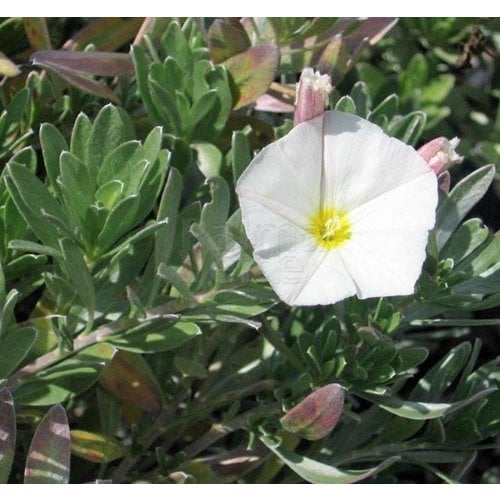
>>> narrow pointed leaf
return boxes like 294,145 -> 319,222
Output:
109,320 -> 201,354
13,343 -> 117,406
62,18 -> 143,51
260,435 -> 399,484
70,430 -> 128,463
435,165 -> 495,250
0,327 -> 38,378
32,50 -> 134,77
360,387 -> 497,420
24,405 -> 70,484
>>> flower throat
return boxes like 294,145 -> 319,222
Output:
309,207 -> 352,250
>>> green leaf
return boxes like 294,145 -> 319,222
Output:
420,74 -> 455,104
335,95 -> 356,114
260,435 -> 399,484
188,90 -> 218,133
441,218 -> 490,265
100,350 -> 163,413
193,142 -> 222,178
224,44 -> 280,109
97,140 -> 143,186
0,327 -> 38,378
59,239 -> 95,326
131,44 -> 162,125
39,122 -> 68,194
94,180 -> 124,211
6,160 -> 70,249
70,112 -> 92,163
231,130 -> 252,183
8,239 -> 63,259
95,194 -> 140,254
143,168 -> 182,301
360,387 -> 497,420
59,151 -> 94,222
0,87 -> 28,140
70,430 -> 128,463
0,289 -> 19,338
388,111 -> 427,145
411,342 -> 471,401
157,263 -> 194,301
14,343 -> 117,406
397,347 -> 429,373
161,21 -> 192,76
455,231 -> 499,277
109,320 -> 201,354
106,219 -> 168,265
369,94 -> 399,122
0,388 -> 16,484
24,405 -> 70,484
435,165 -> 495,250
148,78 -> 183,135
86,104 -> 135,181
96,387 -> 122,437
350,81 -> 370,118
173,355 -> 208,379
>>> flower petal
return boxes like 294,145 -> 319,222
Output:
322,111 -> 432,210
236,116 -> 324,228
239,197 -> 318,304
338,173 -> 438,298
292,250 -> 357,305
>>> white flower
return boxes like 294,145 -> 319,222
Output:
236,111 -> 438,306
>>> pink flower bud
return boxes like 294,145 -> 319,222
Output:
294,67 -> 332,127
280,383 -> 344,441
418,137 -> 464,175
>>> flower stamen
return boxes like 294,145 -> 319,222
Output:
310,207 -> 351,250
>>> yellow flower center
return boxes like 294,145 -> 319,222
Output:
309,207 -> 352,250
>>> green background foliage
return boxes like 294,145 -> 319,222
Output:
0,17 -> 498,484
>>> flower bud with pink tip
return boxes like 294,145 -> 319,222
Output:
280,383 -> 344,440
418,137 -> 464,175
294,68 -> 332,127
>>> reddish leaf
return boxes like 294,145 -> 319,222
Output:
23,18 -> 51,51
63,18 -> 143,51
255,94 -> 294,113
31,50 -> 134,77
0,388 -> 16,483
99,350 -> 163,413
224,44 -> 280,110
208,18 -> 251,64
70,430 -> 128,463
133,18 -> 172,46
37,61 -> 120,103
343,17 -> 398,50
24,405 -> 70,484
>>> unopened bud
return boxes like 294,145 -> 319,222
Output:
280,383 -> 344,441
294,67 -> 332,127
418,137 -> 464,176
